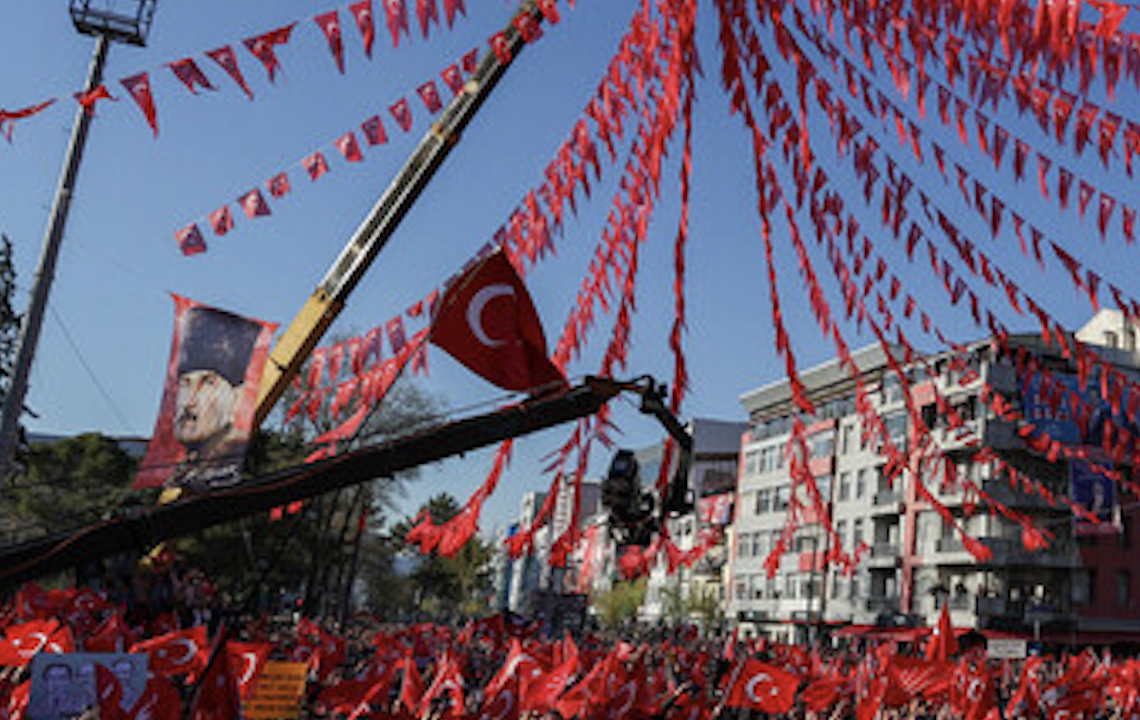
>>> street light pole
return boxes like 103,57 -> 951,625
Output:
0,32 -> 111,484
0,0 -> 156,487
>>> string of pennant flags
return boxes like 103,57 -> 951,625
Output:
709,0 -> 1140,581
0,0 -> 480,142
173,49 -> 482,256
174,0 -> 570,255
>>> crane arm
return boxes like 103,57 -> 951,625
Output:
254,0 -> 548,428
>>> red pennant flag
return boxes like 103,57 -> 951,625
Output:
361,115 -> 388,146
315,11 -> 346,74
387,316 -> 408,354
206,46 -> 254,99
926,603 -> 960,660
489,31 -> 512,64
430,248 -> 566,392
725,658 -> 799,714
416,0 -> 440,38
176,224 -> 207,256
443,0 -> 466,26
208,206 -> 234,236
242,25 -> 295,83
336,132 -> 364,162
400,655 -> 426,712
304,151 -> 330,180
120,72 -> 158,136
440,64 -> 464,95
350,1 -> 376,58
239,189 -> 271,218
462,48 -> 479,75
266,172 -> 291,199
418,81 -> 443,113
383,0 -> 410,47
75,84 -> 115,115
390,98 -> 413,131
167,58 -> 215,94
537,0 -> 560,23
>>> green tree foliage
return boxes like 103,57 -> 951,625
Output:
374,493 -> 494,621
4,433 -> 146,541
176,373 -> 446,620
592,578 -> 646,628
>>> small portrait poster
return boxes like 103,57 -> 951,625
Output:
27,653 -> 148,720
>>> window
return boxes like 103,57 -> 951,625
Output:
853,519 -> 865,547
882,374 -> 904,404
841,424 -> 854,455
884,411 -> 908,448
856,468 -> 868,499
1126,327 -> 1137,351
785,573 -> 798,599
738,533 -> 751,558
811,430 -> 836,458
836,520 -> 847,548
1119,515 -> 1132,550
754,533 -> 766,558
774,486 -> 790,511
735,578 -> 748,600
1105,330 -> 1120,349
849,576 -> 860,600
744,450 -> 761,476
838,472 -> 851,501
755,489 -> 769,516
1117,570 -> 1131,608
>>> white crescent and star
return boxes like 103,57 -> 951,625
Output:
167,638 -> 197,666
467,284 -> 516,348
239,652 -> 258,686
745,673 -> 777,703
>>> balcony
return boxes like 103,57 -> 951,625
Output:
874,489 -> 901,506
975,537 -> 1080,569
867,542 -> 900,567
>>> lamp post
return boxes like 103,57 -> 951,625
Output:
0,0 -> 157,485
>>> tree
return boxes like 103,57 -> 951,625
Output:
375,492 -> 494,620
174,375 -> 446,620
5,433 -> 145,539
592,578 -> 646,628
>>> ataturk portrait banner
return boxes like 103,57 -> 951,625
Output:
135,295 -> 277,491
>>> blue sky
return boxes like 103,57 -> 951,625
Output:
0,0 -> 1137,533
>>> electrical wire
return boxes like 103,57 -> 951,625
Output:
48,304 -> 133,432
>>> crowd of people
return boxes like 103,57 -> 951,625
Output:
0,568 -> 1136,720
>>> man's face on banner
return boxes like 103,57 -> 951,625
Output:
174,368 -> 238,447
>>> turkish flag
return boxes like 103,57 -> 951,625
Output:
226,641 -> 272,699
130,626 -> 209,679
725,658 -> 799,714
430,249 -> 565,393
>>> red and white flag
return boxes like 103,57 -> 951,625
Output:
315,11 -> 346,73
725,658 -> 799,715
226,641 -> 273,699
430,249 -> 565,393
350,1 -> 376,58
120,72 -> 158,136
130,626 -> 209,679
238,188 -> 271,218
